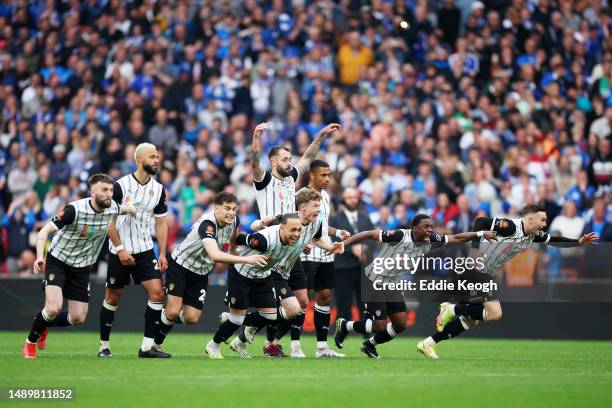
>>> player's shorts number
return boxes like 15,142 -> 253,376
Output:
198,289 -> 206,303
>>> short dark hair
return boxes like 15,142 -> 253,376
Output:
214,192 -> 238,206
296,188 -> 322,208
281,213 -> 300,224
88,173 -> 113,188
522,203 -> 546,216
268,146 -> 291,161
309,160 -> 330,173
411,214 -> 432,227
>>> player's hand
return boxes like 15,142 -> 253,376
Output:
330,242 -> 344,255
262,215 -> 275,226
338,229 -> 351,240
247,255 -> 269,267
33,258 -> 45,275
483,231 -> 497,242
302,243 -> 313,255
319,123 -> 342,137
121,204 -> 138,216
118,249 -> 136,266
157,255 -> 168,272
579,232 -> 599,245
253,123 -> 268,140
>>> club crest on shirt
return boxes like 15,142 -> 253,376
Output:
149,190 -> 154,197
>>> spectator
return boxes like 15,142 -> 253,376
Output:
566,170 -> 596,214
432,193 -> 460,227
550,201 -> 585,239
337,31 -> 374,87
8,156 -> 36,201
582,196 -> 612,243
148,108 -> 178,158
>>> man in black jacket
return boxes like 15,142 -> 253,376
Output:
331,187 -> 374,321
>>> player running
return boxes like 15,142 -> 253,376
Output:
205,214 -> 304,359
229,188 -> 344,358
417,203 -> 598,359
151,192 -> 268,353
23,174 -> 135,358
334,214 -> 497,358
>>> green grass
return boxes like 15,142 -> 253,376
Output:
1,332 -> 611,407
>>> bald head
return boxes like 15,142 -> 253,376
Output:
343,187 -> 360,211
134,143 -> 159,175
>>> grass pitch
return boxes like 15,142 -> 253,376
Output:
1,331 -> 611,407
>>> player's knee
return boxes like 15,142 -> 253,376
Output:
44,305 -> 61,319
372,320 -> 387,332
148,289 -> 165,303
165,310 -> 179,322
104,291 -> 122,305
286,304 -> 300,319
70,313 -> 87,325
488,309 -> 502,321
297,296 -> 308,309
183,314 -> 199,325
316,290 -> 332,305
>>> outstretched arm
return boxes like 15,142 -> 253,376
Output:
203,239 -> 268,267
295,123 -> 341,176
342,230 -> 381,246
329,226 -> 351,240
543,232 -> 599,247
448,230 -> 497,244
251,123 -> 268,182
312,238 -> 344,254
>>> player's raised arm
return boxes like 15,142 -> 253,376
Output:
295,123 -> 341,177
250,122 -> 268,182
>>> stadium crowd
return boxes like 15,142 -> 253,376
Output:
0,0 -> 610,278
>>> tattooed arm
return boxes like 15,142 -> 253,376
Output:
251,123 -> 268,182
